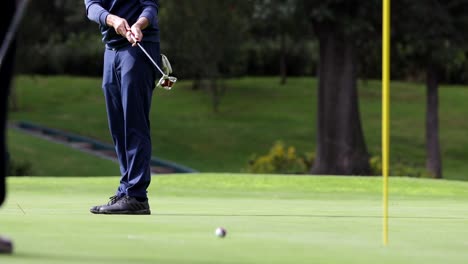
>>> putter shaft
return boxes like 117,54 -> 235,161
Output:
130,35 -> 165,76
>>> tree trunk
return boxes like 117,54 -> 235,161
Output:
279,32 -> 287,85
209,78 -> 226,113
8,86 -> 19,111
311,26 -> 370,175
192,73 -> 201,90
426,65 -> 442,178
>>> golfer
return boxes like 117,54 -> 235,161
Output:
84,0 -> 161,215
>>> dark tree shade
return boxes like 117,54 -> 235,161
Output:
393,0 -> 468,178
298,0 -> 380,175
160,0 -> 253,112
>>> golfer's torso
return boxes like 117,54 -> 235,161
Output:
101,0 -> 142,25
100,0 -> 160,49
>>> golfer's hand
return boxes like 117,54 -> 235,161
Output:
127,18 -> 149,46
107,14 -> 131,37
127,25 -> 144,46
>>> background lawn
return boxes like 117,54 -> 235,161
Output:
8,76 -> 468,180
0,174 -> 467,264
7,129 -> 120,176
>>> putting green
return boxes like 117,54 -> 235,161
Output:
1,174 -> 467,264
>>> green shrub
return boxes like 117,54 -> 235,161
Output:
246,141 -> 311,174
7,159 -> 34,176
369,156 -> 432,178
249,141 -> 431,177
16,33 -> 103,76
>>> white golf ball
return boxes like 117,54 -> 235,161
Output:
215,227 -> 227,238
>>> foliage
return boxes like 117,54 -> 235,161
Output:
369,156 -> 433,178
16,0 -> 100,75
7,158 -> 33,176
18,33 -> 103,75
248,141 -> 434,177
393,0 -> 468,82
244,37 -> 318,77
159,0 -> 253,112
246,141 -> 311,174
10,0 -> 468,83
250,0 -> 312,82
160,0 -> 252,79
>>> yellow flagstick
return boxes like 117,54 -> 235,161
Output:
382,0 -> 391,246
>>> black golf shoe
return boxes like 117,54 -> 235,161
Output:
90,195 -> 123,214
95,195 -> 151,215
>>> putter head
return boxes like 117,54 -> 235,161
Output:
157,75 -> 177,90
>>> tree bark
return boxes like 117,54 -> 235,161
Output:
311,25 -> 370,175
8,86 -> 18,111
426,65 -> 442,178
279,32 -> 287,85
209,78 -> 226,113
192,73 -> 201,91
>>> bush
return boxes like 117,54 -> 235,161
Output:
16,33 -> 104,76
369,156 -> 432,178
7,159 -> 34,176
248,141 -> 431,177
244,39 -> 318,77
246,141 -> 312,174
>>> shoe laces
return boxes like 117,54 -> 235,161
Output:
107,195 -> 120,205
121,195 -> 132,203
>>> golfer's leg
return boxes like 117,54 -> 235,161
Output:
120,42 -> 159,199
102,49 -> 128,197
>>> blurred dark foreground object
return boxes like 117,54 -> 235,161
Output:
0,236 -> 13,254
1,0 -> 30,255
0,0 -> 18,209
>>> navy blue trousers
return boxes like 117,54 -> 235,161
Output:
102,42 -> 160,199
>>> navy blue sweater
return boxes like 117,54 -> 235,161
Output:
84,0 -> 159,49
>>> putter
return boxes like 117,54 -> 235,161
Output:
130,34 -> 177,90
0,0 -> 30,70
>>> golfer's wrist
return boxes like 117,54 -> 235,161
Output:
134,17 -> 149,30
106,14 -> 118,27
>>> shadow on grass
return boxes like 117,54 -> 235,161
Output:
5,252 -> 145,263
154,213 -> 468,220
5,251 -> 222,264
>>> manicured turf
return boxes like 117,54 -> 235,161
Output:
7,129 -> 120,176
1,174 -> 467,264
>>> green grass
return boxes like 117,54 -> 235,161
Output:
0,174 -> 467,264
7,129 -> 120,176
8,75 -> 468,180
